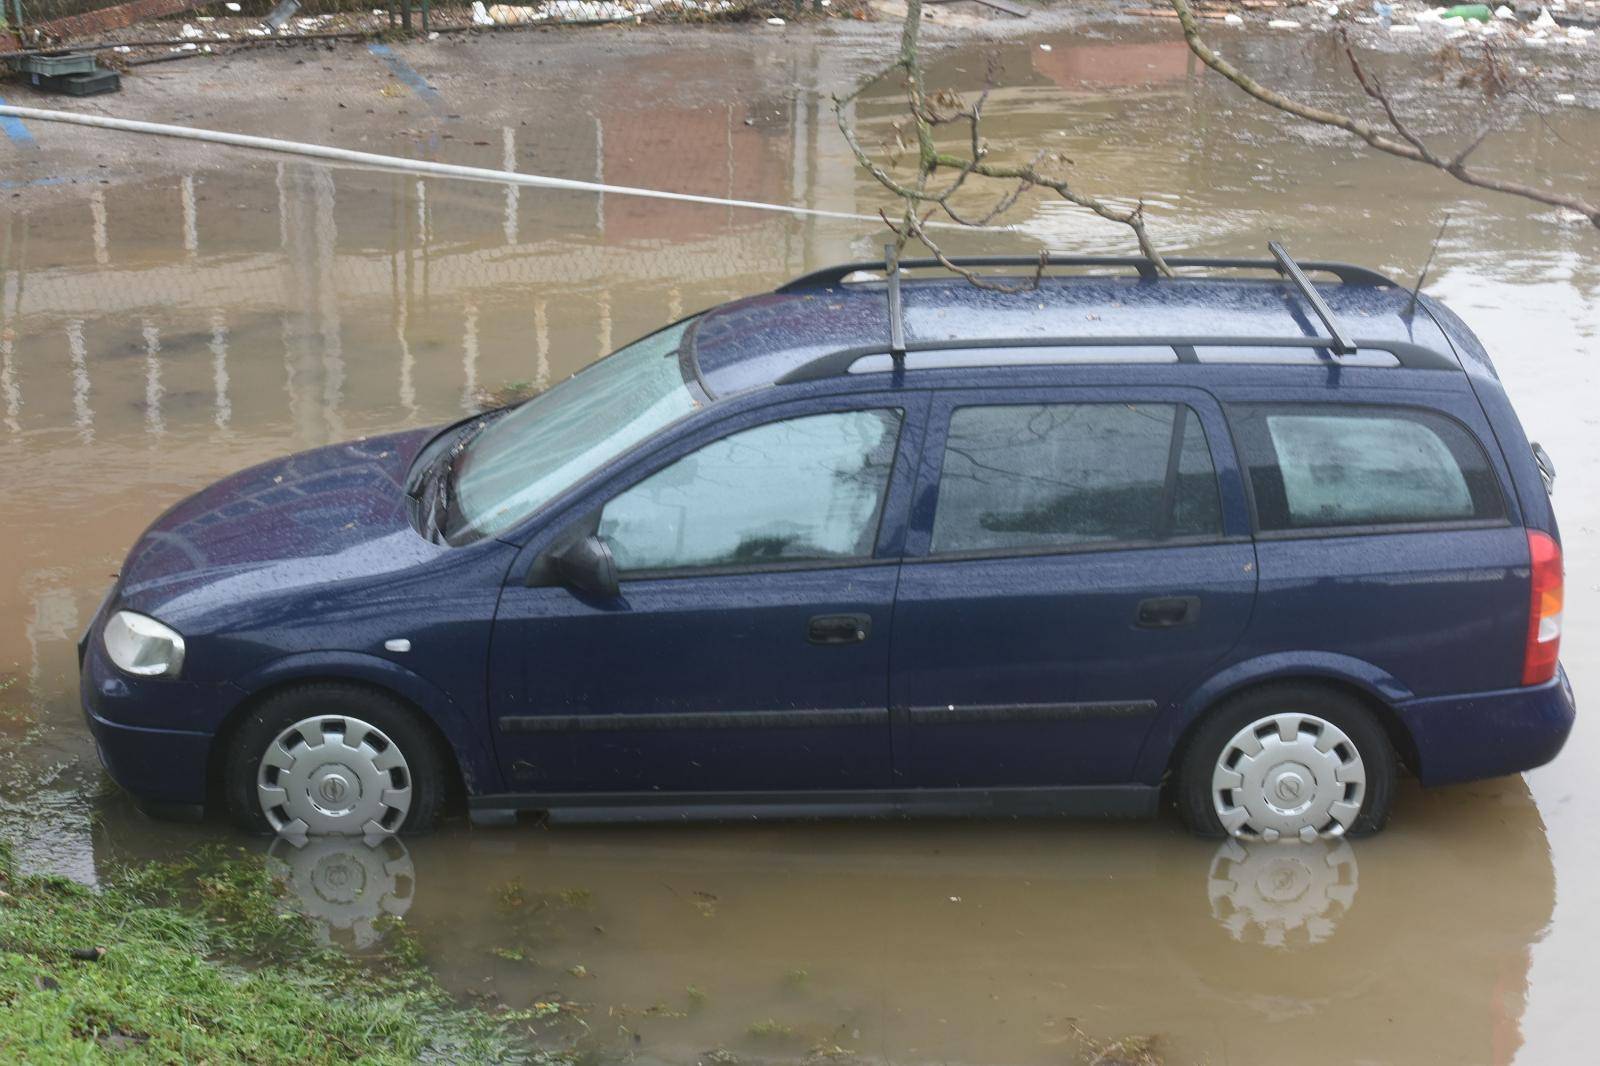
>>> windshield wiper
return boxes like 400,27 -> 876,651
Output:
424,418 -> 494,543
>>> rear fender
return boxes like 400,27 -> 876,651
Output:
1133,652 -> 1413,783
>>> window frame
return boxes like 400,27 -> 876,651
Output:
1222,400 -> 1512,540
562,394 -> 929,583
913,394 -> 1237,565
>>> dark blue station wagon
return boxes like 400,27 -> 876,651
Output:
81,248 -> 1575,842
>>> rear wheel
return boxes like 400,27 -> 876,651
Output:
224,684 -> 444,837
1176,685 -> 1396,841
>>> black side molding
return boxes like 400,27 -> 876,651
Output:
499,708 -> 889,733
907,701 -> 1158,725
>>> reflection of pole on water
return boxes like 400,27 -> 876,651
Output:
532,297 -> 550,393
141,319 -> 163,437
593,115 -> 604,233
67,319 -> 93,444
89,189 -> 109,268
595,286 -> 612,363
502,126 -> 519,247
460,300 -> 479,414
1,220 -> 21,436
209,309 -> 231,433
280,163 -> 347,445
0,325 -> 17,437
181,175 -> 199,261
315,167 -> 345,442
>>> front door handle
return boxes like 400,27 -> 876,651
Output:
1136,596 -> 1200,628
808,613 -> 871,645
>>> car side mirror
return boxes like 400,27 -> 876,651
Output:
551,533 -> 620,600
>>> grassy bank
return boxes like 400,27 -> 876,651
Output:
0,836 -> 529,1064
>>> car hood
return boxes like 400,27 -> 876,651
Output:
117,428 -> 445,625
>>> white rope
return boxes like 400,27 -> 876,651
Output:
0,104 -> 967,228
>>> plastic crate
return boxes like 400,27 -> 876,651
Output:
16,51 -> 97,77
29,67 -> 121,96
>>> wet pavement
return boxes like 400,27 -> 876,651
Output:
3,17 -> 1598,1065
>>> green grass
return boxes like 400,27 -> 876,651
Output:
0,837 -> 533,1065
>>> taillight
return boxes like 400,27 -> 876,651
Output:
1523,530 -> 1563,686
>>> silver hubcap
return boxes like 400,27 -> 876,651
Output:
1211,712 -> 1366,841
256,715 -> 412,837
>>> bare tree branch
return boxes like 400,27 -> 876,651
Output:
836,0 -> 1174,285
1168,0 -> 1599,229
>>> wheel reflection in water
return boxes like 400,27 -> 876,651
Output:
266,833 -> 415,950
1206,836 -> 1359,948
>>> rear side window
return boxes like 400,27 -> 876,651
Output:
930,403 -> 1222,555
1229,404 -> 1504,532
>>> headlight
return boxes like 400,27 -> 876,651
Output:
103,611 -> 186,678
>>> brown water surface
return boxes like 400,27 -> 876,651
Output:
1,21 -> 1595,1065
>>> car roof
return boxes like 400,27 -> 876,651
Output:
687,263 -> 1466,398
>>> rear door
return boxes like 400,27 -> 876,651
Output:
890,386 -> 1257,788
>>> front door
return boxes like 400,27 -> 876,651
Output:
489,399 -> 923,797
891,388 -> 1257,789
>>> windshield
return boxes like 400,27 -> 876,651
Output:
445,319 -> 702,543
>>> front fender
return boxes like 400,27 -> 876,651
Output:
231,651 -> 500,796
1132,652 -> 1414,783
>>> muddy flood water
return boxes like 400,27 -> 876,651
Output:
2,17 -> 1598,1065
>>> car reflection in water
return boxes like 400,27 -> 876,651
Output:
90,775 -> 1550,1065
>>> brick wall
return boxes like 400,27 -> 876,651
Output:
2,0 -> 206,51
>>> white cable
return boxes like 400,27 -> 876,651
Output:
0,104 -> 965,228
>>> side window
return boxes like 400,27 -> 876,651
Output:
930,403 -> 1222,555
599,409 -> 903,572
1229,403 -> 1505,532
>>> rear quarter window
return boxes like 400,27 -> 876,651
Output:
1229,403 -> 1505,532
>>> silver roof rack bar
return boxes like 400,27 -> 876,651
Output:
884,243 -> 906,368
1267,242 -> 1358,355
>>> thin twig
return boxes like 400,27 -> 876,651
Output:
1168,0 -> 1599,228
835,0 -> 1174,283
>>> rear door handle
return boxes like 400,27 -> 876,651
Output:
808,613 -> 871,645
1136,596 -> 1199,628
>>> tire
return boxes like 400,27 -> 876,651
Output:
223,683 -> 445,836
1175,684 -> 1397,841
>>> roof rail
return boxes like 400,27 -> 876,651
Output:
775,334 -> 1458,385
776,254 -> 1397,292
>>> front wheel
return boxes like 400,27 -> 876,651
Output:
224,684 -> 444,837
1175,685 -> 1396,841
